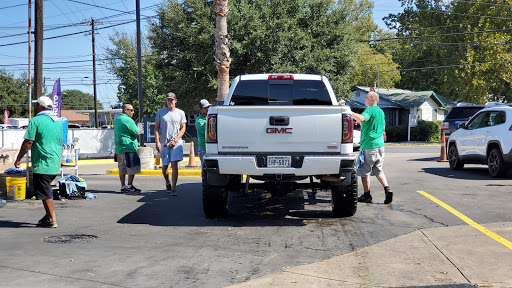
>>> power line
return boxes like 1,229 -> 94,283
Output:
365,27 -> 512,42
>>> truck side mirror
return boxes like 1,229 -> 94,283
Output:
458,122 -> 467,129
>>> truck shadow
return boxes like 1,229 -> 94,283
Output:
117,183 -> 337,227
422,167 -> 512,179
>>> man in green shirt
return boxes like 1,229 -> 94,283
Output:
351,92 -> 393,204
15,96 -> 63,228
195,99 -> 211,164
114,104 -> 142,193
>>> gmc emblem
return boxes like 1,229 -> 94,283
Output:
266,128 -> 292,134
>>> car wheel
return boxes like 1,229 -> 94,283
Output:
331,169 -> 358,217
448,144 -> 464,170
488,148 -> 506,178
202,167 -> 228,218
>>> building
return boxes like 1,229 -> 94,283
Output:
60,110 -> 90,125
346,87 -> 456,127
75,109 -> 122,128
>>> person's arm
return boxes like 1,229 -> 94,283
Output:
352,112 -> 366,123
14,139 -> 33,168
170,123 -> 186,148
154,120 -> 161,152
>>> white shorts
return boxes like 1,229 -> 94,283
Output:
356,147 -> 385,178
160,139 -> 183,166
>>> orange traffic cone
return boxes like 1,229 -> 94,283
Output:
188,142 -> 196,166
438,132 -> 448,162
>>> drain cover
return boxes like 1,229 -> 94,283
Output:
43,234 -> 99,244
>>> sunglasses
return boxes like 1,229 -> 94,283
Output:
126,109 -> 134,112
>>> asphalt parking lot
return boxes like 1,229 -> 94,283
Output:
0,145 -> 511,288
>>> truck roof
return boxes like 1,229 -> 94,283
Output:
238,74 -> 324,81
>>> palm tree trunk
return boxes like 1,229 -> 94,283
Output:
212,0 -> 231,101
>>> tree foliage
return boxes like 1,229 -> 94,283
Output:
60,89 -> 104,110
0,70 -> 30,118
384,0 -> 512,103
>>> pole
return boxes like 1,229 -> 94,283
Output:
377,65 -> 380,93
136,0 -> 144,146
34,0 -> 43,98
27,0 -> 32,189
91,18 -> 99,128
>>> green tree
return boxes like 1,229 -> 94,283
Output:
384,0 -> 512,103
0,70 -> 30,118
59,89 -> 104,110
105,31 -> 164,121
351,45 -> 401,88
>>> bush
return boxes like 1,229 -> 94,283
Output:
385,120 -> 441,142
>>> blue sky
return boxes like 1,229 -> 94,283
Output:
1,0 -> 404,109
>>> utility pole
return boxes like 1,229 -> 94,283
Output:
88,18 -> 99,128
34,0 -> 43,98
136,0 -> 144,145
27,0 -> 32,190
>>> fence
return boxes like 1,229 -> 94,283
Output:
1,128 -> 115,156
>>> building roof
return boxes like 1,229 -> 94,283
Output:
75,109 -> 122,114
60,110 -> 89,122
350,86 -> 456,109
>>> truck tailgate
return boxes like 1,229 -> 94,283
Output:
216,106 -> 345,153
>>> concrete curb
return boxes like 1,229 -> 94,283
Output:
106,168 -> 201,177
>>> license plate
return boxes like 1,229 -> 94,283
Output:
267,156 -> 291,168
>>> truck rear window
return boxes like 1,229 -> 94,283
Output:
230,80 -> 332,105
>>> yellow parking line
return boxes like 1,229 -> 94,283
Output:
417,190 -> 512,250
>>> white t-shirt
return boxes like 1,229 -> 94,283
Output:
155,107 -> 187,145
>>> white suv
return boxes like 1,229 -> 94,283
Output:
448,104 -> 512,177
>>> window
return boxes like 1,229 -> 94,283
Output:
467,112 -> 489,130
230,80 -> 332,105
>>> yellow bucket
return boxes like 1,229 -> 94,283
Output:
6,177 -> 27,201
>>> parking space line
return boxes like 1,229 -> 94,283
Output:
417,190 -> 512,250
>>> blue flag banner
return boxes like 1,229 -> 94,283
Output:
52,78 -> 62,117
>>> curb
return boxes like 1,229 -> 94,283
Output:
106,168 -> 201,177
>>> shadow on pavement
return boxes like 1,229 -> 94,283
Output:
407,157 -> 439,161
117,183 -> 336,227
0,220 -> 35,228
422,167 -> 500,180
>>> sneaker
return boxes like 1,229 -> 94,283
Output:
170,188 -> 178,196
126,185 -> 141,193
384,188 -> 393,204
120,186 -> 129,193
36,218 -> 57,228
166,183 -> 172,193
38,214 -> 56,224
357,193 -> 373,203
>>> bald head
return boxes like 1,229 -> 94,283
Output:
365,92 -> 379,107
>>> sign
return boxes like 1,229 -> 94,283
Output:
51,78 -> 62,117
410,114 -> 418,127
3,110 -> 8,124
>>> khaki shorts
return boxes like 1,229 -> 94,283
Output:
117,152 -> 141,175
356,147 -> 385,177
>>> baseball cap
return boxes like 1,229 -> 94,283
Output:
166,92 -> 177,100
32,96 -> 53,109
199,99 -> 211,109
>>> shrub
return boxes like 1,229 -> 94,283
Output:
385,120 -> 441,142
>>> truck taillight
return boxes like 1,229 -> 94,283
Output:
268,75 -> 294,80
206,114 -> 217,143
342,115 -> 353,143
441,122 -> 449,130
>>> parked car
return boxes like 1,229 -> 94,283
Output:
441,103 -> 485,143
353,120 -> 360,151
0,124 -> 18,129
447,104 -> 512,178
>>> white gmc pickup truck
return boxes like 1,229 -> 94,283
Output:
202,74 -> 357,218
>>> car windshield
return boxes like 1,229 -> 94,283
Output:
446,107 -> 483,119
230,79 -> 332,105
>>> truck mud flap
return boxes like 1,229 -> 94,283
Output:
207,172 -> 229,187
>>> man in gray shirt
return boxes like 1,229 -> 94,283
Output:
155,92 -> 187,195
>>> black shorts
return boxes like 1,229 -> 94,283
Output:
33,173 -> 57,200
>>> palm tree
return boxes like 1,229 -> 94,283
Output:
212,0 -> 231,101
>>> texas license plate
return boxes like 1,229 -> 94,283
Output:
267,156 -> 291,168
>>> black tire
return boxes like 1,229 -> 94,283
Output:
227,175 -> 243,193
488,147 -> 506,178
202,168 -> 228,218
331,169 -> 358,217
448,144 -> 464,170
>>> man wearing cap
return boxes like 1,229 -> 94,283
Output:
155,92 -> 187,195
15,96 -> 63,228
195,99 -> 211,164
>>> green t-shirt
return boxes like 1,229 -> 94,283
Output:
195,114 -> 207,150
114,113 -> 139,154
360,105 -> 385,150
24,114 -> 63,175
